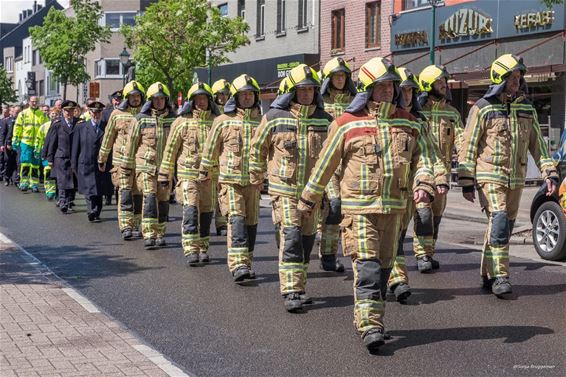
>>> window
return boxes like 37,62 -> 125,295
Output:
218,3 -> 228,16
276,0 -> 286,34
331,9 -> 345,53
38,80 -> 44,96
298,0 -> 308,29
403,0 -> 431,11
48,74 -> 58,94
366,2 -> 381,48
105,12 -> 137,29
5,57 -> 13,72
32,50 -> 36,66
238,0 -> 246,19
96,60 -> 104,78
105,59 -> 120,75
256,0 -> 265,38
38,51 -> 42,64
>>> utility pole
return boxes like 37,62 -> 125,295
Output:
429,0 -> 440,65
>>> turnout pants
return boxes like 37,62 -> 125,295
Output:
136,171 -> 170,240
318,197 -> 341,262
19,143 -> 40,190
413,194 -> 446,258
214,182 -> 227,231
178,179 -> 214,256
272,196 -> 320,295
114,167 -> 142,233
218,183 -> 260,273
478,183 -> 522,279
42,160 -> 56,199
341,213 -> 401,336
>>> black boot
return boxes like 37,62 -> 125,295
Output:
481,275 -> 494,290
284,293 -> 303,313
417,256 -> 434,273
155,238 -> 166,247
390,283 -> 411,302
216,225 -> 227,236
320,255 -> 345,272
144,238 -> 156,250
492,277 -> 512,296
233,266 -> 251,282
199,253 -> 210,264
122,229 -> 133,240
362,328 -> 385,352
186,253 -> 199,266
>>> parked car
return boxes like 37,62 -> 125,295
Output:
530,133 -> 566,261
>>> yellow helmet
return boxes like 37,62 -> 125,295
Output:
278,77 -> 291,95
397,67 -> 419,90
418,65 -> 450,93
322,57 -> 352,78
287,64 -> 320,90
187,82 -> 213,100
146,82 -> 170,99
123,80 -> 145,98
212,79 -> 231,95
357,57 -> 400,92
230,74 -> 260,96
490,54 -> 527,84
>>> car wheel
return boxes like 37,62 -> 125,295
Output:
532,201 -> 566,261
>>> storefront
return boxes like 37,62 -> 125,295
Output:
195,53 -> 320,113
391,0 -> 566,154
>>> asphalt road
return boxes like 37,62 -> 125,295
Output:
1,185 -> 565,377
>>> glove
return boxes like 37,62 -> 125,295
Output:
98,162 -> 106,172
327,198 -> 342,224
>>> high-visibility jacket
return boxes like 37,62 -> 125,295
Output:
12,107 -> 49,148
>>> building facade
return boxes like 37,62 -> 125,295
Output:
199,0 -> 321,108
319,0 -> 393,78
390,0 -> 566,169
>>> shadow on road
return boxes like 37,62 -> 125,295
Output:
379,325 -> 554,356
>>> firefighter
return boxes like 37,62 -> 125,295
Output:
414,64 -> 464,272
199,74 -> 262,282
210,78 -> 232,236
98,81 -> 144,240
458,54 -> 558,296
123,82 -> 176,249
36,107 -> 60,201
249,64 -> 332,312
386,67 -> 448,302
317,57 -> 358,273
46,100 -> 79,213
159,82 -> 219,264
298,57 -> 435,351
11,96 -> 49,192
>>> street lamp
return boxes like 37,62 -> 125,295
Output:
429,0 -> 441,65
119,47 -> 130,87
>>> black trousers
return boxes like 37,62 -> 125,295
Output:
86,195 -> 103,218
58,188 -> 75,210
4,150 -> 18,182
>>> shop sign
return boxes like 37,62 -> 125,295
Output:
514,10 -> 554,30
277,61 -> 300,78
439,8 -> 493,40
394,31 -> 428,47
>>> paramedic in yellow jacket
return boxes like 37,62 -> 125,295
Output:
412,65 -> 464,273
249,65 -> 332,312
211,78 -> 231,236
123,82 -> 177,250
317,57 -> 358,274
199,75 -> 262,282
98,81 -> 145,240
12,96 -> 49,192
298,57 -> 435,351
159,83 -> 219,265
458,54 -> 558,297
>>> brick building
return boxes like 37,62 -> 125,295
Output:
319,0 -> 393,78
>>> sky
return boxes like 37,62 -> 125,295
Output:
0,0 -> 69,23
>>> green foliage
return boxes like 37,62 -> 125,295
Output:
30,0 -> 111,98
541,0 -> 563,7
122,0 -> 249,96
0,65 -> 17,105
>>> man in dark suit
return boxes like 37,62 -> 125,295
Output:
72,101 -> 113,222
2,106 -> 21,186
100,89 -> 122,205
46,100 -> 79,214
0,105 -> 10,182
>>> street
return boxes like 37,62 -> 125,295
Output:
1,185 -> 565,377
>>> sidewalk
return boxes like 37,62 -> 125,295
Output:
0,237 -> 190,377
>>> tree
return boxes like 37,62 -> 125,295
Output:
30,0 -> 111,99
122,0 -> 249,98
541,0 -> 563,7
0,65 -> 17,105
